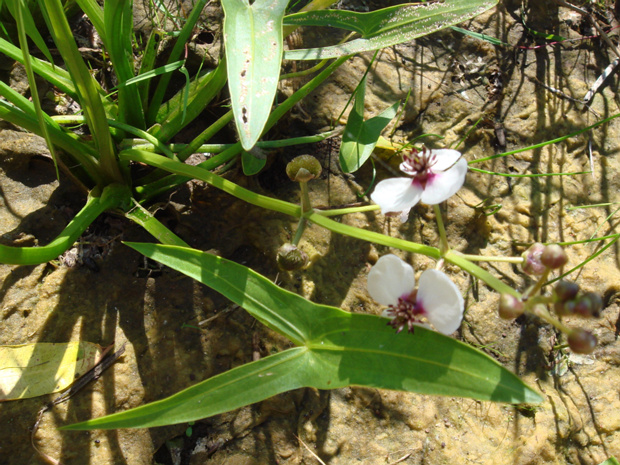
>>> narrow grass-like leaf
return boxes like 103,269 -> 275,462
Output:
74,0 -> 106,43
340,75 -> 398,173
146,0 -> 209,126
5,0 -> 54,64
62,243 -> 542,430
283,0 -> 499,60
41,0 -> 122,183
115,61 -> 184,90
151,61 -> 228,143
136,29 -> 165,110
450,26 -> 509,47
0,36 -> 76,97
14,0 -> 59,178
104,0 -> 145,128
0,84 -> 103,183
222,0 -> 289,150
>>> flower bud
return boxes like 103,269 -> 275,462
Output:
567,328 -> 597,354
573,292 -> 603,318
286,155 -> 322,182
521,243 -> 546,276
555,299 -> 576,316
276,243 -> 308,271
498,294 -> 525,319
540,244 -> 568,269
554,280 -> 579,302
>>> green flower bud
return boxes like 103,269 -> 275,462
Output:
286,155 -> 322,182
567,328 -> 597,354
498,294 -> 525,319
276,243 -> 308,271
541,244 -> 568,269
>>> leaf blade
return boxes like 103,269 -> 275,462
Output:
284,0 -> 499,60
340,75 -> 399,173
222,0 -> 289,150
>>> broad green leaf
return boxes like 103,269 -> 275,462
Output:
222,0 -> 289,150
340,74 -> 398,173
0,342 -> 101,400
63,243 -> 542,430
283,0 -> 499,60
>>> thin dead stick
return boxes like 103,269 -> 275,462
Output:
388,453 -> 413,465
582,57 -> 620,106
296,434 -> 326,465
31,343 -> 126,465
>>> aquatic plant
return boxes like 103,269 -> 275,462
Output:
0,0 -> 613,434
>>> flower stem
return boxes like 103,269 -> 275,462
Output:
292,218 -> 307,246
433,204 -> 449,255
300,181 -> 312,214
523,269 -> 551,300
455,252 -> 525,264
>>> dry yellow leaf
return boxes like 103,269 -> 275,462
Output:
0,342 -> 101,401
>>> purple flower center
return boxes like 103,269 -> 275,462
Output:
401,147 -> 438,185
385,291 -> 427,333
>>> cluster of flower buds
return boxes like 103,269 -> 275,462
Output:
553,280 -> 602,318
497,243 -> 602,354
522,243 -> 568,276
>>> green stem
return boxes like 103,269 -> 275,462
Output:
299,182 -> 312,213
316,204 -> 380,217
125,150 -> 522,297
137,55 -> 351,202
122,150 -> 301,217
455,252 -> 525,264
53,115 -> 176,159
444,250 -> 520,298
523,269 -> 551,300
291,218 -> 307,246
125,201 -> 189,247
0,184 -> 130,265
433,204 -> 448,255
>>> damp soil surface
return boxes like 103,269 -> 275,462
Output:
1,1 -> 620,464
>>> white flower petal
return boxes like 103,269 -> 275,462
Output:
371,177 -> 423,214
416,269 -> 464,335
420,158 -> 468,205
367,254 -> 415,306
430,149 -> 462,171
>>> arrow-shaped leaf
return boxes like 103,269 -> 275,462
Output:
63,243 -> 543,430
340,75 -> 399,173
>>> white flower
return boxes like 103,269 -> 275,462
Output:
370,147 -> 467,217
367,254 -> 464,335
